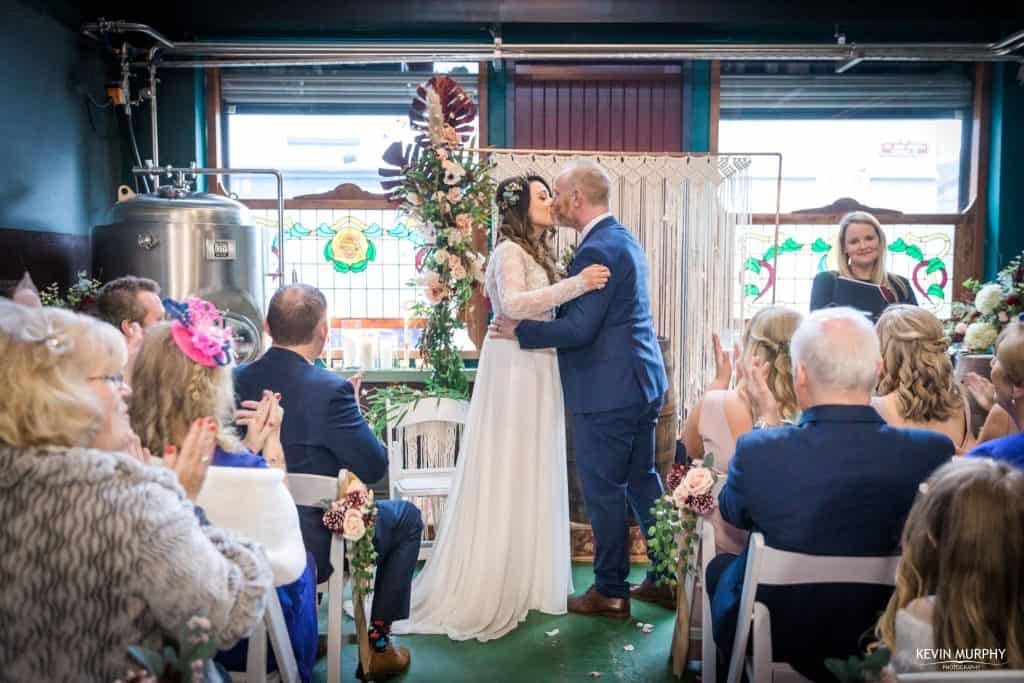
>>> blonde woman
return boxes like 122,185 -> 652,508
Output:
872,305 -> 974,452
0,300 -> 272,683
130,300 -> 318,682
810,211 -> 917,321
875,457 -> 1024,673
680,305 -> 803,554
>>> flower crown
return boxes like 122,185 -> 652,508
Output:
163,297 -> 233,368
496,179 -> 525,214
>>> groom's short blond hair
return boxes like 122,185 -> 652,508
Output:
559,161 -> 611,206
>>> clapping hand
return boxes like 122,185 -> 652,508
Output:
748,356 -> 781,427
165,417 -> 217,500
126,433 -> 151,464
963,372 -> 997,412
709,333 -> 735,391
237,390 -> 283,454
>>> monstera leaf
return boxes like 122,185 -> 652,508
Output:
379,75 -> 477,202
409,75 -> 477,148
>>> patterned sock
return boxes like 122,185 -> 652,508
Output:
368,620 -> 390,652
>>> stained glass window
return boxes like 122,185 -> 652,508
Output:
254,208 -> 426,320
738,222 -> 956,319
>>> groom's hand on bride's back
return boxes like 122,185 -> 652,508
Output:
488,315 -> 519,340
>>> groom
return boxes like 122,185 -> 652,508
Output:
490,161 -> 670,618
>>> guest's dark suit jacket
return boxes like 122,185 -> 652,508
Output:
708,404 -> 953,680
234,347 -> 387,577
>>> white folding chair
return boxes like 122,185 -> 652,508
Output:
701,520 -> 718,683
233,589 -> 299,683
725,532 -> 900,683
386,397 -> 469,560
287,472 -> 348,683
899,672 -> 1024,681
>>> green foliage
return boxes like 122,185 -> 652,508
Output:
824,647 -> 891,682
127,615 -> 219,680
38,271 -> 102,311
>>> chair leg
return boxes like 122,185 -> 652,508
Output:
245,620 -> 268,683
327,572 -> 344,683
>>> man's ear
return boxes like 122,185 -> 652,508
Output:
120,320 -> 133,336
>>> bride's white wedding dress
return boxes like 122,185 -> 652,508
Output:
392,240 -> 590,642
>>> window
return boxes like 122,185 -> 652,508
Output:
222,63 -> 479,197
718,63 -> 971,214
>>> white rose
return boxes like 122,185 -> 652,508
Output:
434,248 -> 449,263
681,467 -> 715,497
342,508 -> 367,542
974,284 -> 1004,315
964,321 -> 999,352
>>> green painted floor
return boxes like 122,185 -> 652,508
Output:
311,563 -> 700,683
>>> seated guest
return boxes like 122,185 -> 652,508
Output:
706,307 -> 954,681
95,275 -> 165,382
0,300 -> 272,683
873,305 -> 975,452
967,318 -> 1024,468
129,299 -> 316,682
875,457 -> 1024,673
680,305 -> 802,555
235,284 -> 422,678
810,212 -> 916,321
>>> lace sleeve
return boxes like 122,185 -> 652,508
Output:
493,242 -> 589,320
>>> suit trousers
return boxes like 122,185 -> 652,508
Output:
571,397 -> 665,598
300,499 -> 423,625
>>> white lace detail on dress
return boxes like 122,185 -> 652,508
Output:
484,241 -> 586,321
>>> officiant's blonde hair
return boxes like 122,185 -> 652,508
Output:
129,321 -> 243,455
835,211 -> 908,299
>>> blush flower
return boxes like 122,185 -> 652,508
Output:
681,466 -> 715,497
342,508 -> 367,542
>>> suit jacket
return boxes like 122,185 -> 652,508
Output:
234,346 -> 387,483
515,216 -> 667,414
712,404 -> 954,676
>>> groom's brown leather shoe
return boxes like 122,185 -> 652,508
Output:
356,644 -> 410,680
630,577 -> 677,610
567,584 -> 630,619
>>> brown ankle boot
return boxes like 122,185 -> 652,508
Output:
357,643 -> 411,681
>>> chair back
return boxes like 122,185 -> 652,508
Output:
726,532 -> 900,683
386,397 -> 469,495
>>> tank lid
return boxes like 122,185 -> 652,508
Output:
104,192 -> 254,226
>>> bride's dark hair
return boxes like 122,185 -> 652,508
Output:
495,174 -> 560,284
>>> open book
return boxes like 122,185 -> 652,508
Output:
834,276 -> 891,321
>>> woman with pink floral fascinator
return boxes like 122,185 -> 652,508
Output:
129,296 -> 319,682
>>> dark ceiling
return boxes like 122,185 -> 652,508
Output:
24,0 -> 1024,44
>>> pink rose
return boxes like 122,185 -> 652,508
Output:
422,271 -> 448,304
672,483 -> 690,510
451,263 -> 467,280
447,187 -> 463,203
998,310 -> 1009,323
955,322 -> 968,335
436,148 -> 449,161
342,508 -> 367,542
681,466 -> 715,497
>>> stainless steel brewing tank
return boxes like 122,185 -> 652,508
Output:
92,190 -> 265,363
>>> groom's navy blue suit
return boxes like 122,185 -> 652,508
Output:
516,215 -> 668,598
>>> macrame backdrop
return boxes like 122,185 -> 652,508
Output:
488,152 -> 753,414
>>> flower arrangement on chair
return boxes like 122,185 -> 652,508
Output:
648,455 -> 722,589
121,615 -> 217,683
946,250 -> 1024,353
321,472 -> 379,675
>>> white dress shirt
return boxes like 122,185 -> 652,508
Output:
578,211 -> 613,244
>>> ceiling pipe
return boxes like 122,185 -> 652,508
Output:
84,20 -> 1024,68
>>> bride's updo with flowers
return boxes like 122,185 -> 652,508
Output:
494,174 -> 560,284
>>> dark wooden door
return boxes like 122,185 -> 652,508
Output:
510,64 -> 683,152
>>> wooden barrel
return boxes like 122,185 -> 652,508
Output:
566,336 -> 676,525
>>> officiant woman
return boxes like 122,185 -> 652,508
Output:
810,211 -> 917,319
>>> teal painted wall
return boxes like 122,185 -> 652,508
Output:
0,0 -> 122,235
133,69 -> 205,179
986,63 -> 1024,278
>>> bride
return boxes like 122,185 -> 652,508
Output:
393,174 -> 610,641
